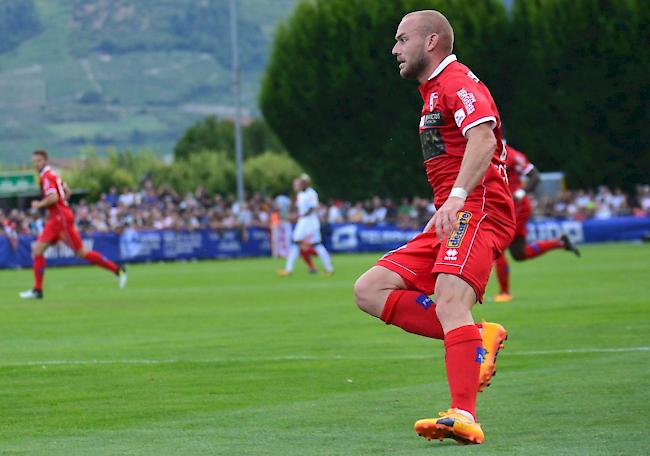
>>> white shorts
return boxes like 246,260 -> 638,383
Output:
292,217 -> 321,244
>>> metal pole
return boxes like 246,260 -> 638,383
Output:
230,0 -> 244,203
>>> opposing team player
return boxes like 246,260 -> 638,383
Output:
354,10 -> 515,444
19,150 -> 126,299
277,174 -> 334,276
493,142 -> 580,302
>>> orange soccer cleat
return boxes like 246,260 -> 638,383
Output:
493,292 -> 513,303
478,321 -> 508,392
276,269 -> 292,277
414,409 -> 484,445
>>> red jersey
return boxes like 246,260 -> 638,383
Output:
417,55 -> 512,219
503,144 -> 534,193
39,165 -> 72,219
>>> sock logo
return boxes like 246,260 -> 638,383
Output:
475,346 -> 486,364
415,294 -> 434,310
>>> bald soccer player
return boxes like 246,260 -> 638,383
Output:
354,10 -> 515,444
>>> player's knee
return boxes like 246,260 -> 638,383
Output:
353,275 -> 382,317
434,275 -> 474,323
32,243 -> 45,256
434,296 -> 457,323
75,248 -> 87,258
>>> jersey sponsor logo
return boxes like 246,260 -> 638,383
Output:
419,128 -> 446,161
467,70 -> 480,83
454,108 -> 466,127
429,92 -> 438,111
456,88 -> 477,114
446,211 -> 472,248
419,111 -> 444,128
416,294 -> 434,310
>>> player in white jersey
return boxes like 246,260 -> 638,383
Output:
278,174 -> 334,276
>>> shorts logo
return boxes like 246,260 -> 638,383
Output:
444,248 -> 458,261
446,211 -> 472,248
416,294 -> 434,310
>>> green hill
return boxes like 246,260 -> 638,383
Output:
0,0 -> 296,165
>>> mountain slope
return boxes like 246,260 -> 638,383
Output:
0,0 -> 296,164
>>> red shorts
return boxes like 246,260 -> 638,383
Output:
514,196 -> 532,239
376,209 -> 514,302
38,212 -> 84,252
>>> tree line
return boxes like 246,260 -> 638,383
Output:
260,0 -> 650,199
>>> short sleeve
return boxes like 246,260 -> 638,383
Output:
41,176 -> 57,195
512,149 -> 535,175
444,76 -> 497,137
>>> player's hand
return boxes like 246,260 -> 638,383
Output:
425,196 -> 465,241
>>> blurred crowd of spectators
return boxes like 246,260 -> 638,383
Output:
2,182 -> 650,238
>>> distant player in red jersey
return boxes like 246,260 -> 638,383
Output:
353,10 -> 514,444
19,150 -> 127,299
493,142 -> 580,302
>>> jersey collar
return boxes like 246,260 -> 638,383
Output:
39,165 -> 51,177
427,54 -> 457,80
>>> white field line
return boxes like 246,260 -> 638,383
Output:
1,346 -> 648,368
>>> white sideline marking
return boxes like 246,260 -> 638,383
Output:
1,346 -> 648,368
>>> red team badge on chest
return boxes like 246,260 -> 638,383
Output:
429,92 -> 438,111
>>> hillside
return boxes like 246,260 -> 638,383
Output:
0,0 -> 296,165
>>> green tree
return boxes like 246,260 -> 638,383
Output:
174,116 -> 284,160
160,150 -> 236,195
260,0 -> 509,199
243,151 -> 303,195
505,0 -> 650,190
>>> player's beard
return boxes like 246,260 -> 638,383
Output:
400,51 -> 428,81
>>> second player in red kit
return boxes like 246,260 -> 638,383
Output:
493,142 -> 580,302
354,10 -> 515,445
19,150 -> 127,299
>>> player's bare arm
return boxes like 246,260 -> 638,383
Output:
426,122 -> 496,240
32,192 -> 59,210
63,183 -> 72,201
523,167 -> 541,194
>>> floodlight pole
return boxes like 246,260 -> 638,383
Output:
230,0 -> 245,203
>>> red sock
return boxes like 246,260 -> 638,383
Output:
444,325 -> 483,420
33,255 -> 45,291
523,240 -> 564,259
380,290 -> 444,339
84,251 -> 119,274
300,249 -> 315,270
495,254 -> 510,294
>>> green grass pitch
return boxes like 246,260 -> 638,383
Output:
0,242 -> 648,455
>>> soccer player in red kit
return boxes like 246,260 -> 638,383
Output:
353,10 -> 515,444
19,150 -> 127,299
493,142 -> 580,302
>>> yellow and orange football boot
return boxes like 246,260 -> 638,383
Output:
276,269 -> 291,277
493,292 -> 513,303
414,409 -> 484,445
478,321 -> 508,392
